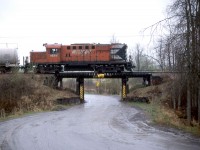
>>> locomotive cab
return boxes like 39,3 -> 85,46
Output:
43,43 -> 62,63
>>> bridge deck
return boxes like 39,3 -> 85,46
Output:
55,71 -> 152,79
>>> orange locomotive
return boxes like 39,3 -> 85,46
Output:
30,43 -> 133,73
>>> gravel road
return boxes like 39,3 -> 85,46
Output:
0,94 -> 200,150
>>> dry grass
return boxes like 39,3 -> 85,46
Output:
128,76 -> 200,136
0,74 -> 78,119
130,101 -> 200,136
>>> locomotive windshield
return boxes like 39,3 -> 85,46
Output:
50,48 -> 59,54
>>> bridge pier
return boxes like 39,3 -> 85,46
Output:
121,77 -> 128,100
76,78 -> 84,103
147,75 -> 151,86
59,78 -> 63,89
143,76 -> 151,86
76,78 -> 80,95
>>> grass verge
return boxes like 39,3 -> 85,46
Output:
129,102 -> 200,136
0,103 -> 75,122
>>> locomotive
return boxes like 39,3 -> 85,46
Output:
30,43 -> 133,73
0,47 -> 19,73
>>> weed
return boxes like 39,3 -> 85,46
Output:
129,102 -> 200,136
0,74 -> 78,119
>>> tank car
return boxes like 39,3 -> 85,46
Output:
0,47 -> 19,73
30,43 -> 133,73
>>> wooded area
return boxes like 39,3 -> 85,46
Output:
143,0 -> 200,125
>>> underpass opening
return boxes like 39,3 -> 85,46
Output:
85,78 -> 122,95
62,78 -> 124,102
54,71 -> 152,102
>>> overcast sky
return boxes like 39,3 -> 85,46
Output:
0,0 -> 170,64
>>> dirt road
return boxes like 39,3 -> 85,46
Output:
0,94 -> 200,150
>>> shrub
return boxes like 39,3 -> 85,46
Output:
0,74 -> 35,114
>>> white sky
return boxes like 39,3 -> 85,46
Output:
0,0 -> 170,64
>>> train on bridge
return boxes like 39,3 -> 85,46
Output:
30,43 -> 134,73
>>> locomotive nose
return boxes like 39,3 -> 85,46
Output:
110,44 -> 127,61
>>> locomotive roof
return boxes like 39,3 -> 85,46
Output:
71,43 -> 94,45
43,43 -> 62,48
70,43 -> 110,46
43,43 -> 126,48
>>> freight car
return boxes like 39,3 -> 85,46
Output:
30,43 -> 133,73
0,47 -> 19,73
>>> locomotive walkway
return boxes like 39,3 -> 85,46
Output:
54,71 -> 152,103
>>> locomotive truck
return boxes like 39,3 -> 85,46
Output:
0,47 -> 19,73
30,43 -> 133,73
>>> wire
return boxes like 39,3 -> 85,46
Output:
0,34 -> 162,39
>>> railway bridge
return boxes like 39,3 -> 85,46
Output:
54,71 -> 152,103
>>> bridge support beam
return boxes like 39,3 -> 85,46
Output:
59,78 -> 63,89
76,78 -> 80,95
147,75 -> 151,86
76,78 -> 84,103
127,83 -> 129,94
121,77 -> 128,100
143,76 -> 151,86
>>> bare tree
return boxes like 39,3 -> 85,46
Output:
155,38 -> 166,71
143,0 -> 200,124
110,34 -> 119,44
167,0 -> 200,124
135,44 -> 143,71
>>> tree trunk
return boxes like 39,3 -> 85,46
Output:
167,44 -> 172,71
172,80 -> 176,110
187,79 -> 191,124
178,87 -> 181,110
185,0 -> 191,125
198,0 -> 200,126
198,82 -> 200,125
